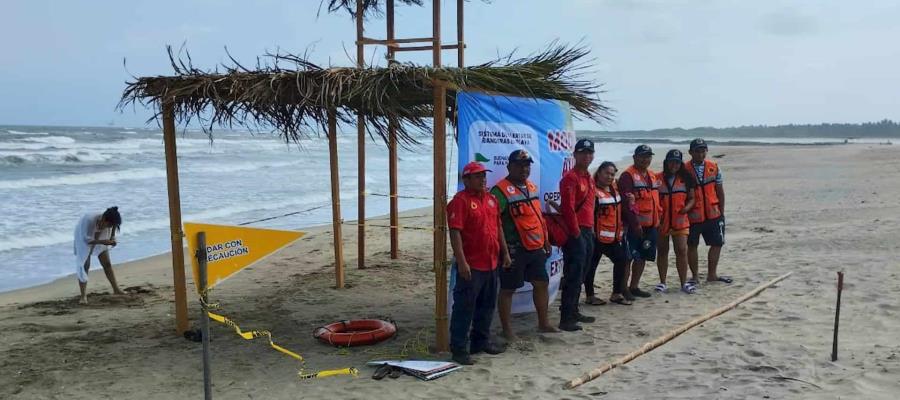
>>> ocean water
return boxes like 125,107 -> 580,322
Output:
2,125 -> 885,292
0,125 -> 463,292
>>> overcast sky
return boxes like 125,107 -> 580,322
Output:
1,0 -> 898,131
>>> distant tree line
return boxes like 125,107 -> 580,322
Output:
585,119 -> 900,138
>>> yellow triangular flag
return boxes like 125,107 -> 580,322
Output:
184,222 -> 305,292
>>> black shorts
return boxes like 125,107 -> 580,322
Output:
500,247 -> 549,290
627,227 -> 658,262
688,217 -> 725,247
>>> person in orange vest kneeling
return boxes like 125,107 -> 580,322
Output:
656,149 -> 697,294
618,145 -> 661,300
685,139 -> 730,284
491,150 -> 559,342
448,161 -> 511,365
584,161 -> 632,306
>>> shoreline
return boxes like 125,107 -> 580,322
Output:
2,143 -> 899,399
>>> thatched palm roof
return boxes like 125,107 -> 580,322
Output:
325,0 -> 423,17
120,44 -> 612,144
324,0 -> 491,17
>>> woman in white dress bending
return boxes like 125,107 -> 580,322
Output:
74,206 -> 124,304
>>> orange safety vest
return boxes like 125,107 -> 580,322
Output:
624,166 -> 661,228
494,178 -> 546,251
595,185 -> 623,244
685,159 -> 722,224
657,172 -> 690,234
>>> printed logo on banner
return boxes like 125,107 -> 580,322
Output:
548,130 -> 576,152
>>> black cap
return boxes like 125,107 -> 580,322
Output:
634,144 -> 654,156
508,149 -> 534,164
574,138 -> 595,153
689,138 -> 708,151
665,149 -> 683,162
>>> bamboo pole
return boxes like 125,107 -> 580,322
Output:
457,0 -> 465,68
566,272 -> 793,389
432,0 -> 450,353
162,101 -> 189,335
328,110 -> 345,289
356,0 -> 367,270
387,0 -> 399,260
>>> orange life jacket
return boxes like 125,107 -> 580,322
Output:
494,178 -> 546,251
595,185 -> 623,244
624,166 -> 661,228
657,172 -> 690,234
684,159 -> 722,224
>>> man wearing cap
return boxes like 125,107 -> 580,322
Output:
618,144 -> 661,299
491,150 -> 558,341
685,138 -> 730,284
557,138 -> 597,331
447,161 -> 511,365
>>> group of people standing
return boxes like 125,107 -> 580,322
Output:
447,138 -> 727,365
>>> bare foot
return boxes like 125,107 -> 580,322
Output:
538,325 -> 560,333
79,297 -> 89,305
113,289 -> 126,295
503,332 -> 518,343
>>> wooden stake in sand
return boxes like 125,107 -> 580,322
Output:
565,272 -> 793,389
832,271 -> 844,361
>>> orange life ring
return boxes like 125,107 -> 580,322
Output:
313,319 -> 397,347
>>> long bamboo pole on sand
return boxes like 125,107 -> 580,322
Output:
565,272 -> 793,389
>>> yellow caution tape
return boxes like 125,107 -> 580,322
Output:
204,308 -> 355,380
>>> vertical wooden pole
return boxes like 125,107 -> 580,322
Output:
328,110 -> 345,289
162,101 -> 189,335
832,271 -> 844,361
387,0 -> 400,260
457,0 -> 465,68
356,0 -> 367,270
196,232 -> 212,400
432,0 -> 450,353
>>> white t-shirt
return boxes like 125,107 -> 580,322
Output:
73,213 -> 113,282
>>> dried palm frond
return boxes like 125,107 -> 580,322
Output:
119,43 -> 612,145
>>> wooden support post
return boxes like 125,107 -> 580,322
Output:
832,271 -> 844,361
162,101 -> 189,335
328,110 -> 345,289
432,0 -> 450,353
387,0 -> 399,260
356,0 -> 367,270
457,0 -> 465,68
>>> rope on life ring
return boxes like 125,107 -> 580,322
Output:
313,319 -> 397,347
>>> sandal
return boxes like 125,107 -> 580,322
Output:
716,276 -> 733,284
630,287 -> 652,298
586,296 -> 607,306
623,289 -> 635,301
372,364 -> 392,380
609,296 -> 633,305
681,283 -> 697,294
654,283 -> 668,293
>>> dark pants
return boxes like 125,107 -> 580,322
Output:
560,227 -> 594,322
450,266 -> 498,355
586,240 -> 629,296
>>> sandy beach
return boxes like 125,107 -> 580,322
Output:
1,143 -> 898,399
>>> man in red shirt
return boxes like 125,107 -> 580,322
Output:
448,161 -> 511,365
557,139 -> 597,331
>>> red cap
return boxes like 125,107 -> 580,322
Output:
461,161 -> 491,176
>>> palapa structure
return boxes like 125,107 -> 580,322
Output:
121,0 -> 611,351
